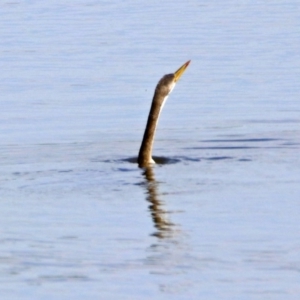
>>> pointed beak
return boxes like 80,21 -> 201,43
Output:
174,60 -> 191,82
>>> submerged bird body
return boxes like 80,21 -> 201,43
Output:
138,61 -> 190,168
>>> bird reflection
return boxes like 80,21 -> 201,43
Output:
142,166 -> 175,239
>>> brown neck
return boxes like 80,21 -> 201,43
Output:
138,92 -> 165,167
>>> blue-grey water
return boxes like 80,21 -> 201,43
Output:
1,1 -> 300,299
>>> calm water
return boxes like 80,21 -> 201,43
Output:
1,1 -> 300,299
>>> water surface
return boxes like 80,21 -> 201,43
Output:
1,1 -> 300,299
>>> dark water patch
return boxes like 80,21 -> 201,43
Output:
12,172 -> 22,176
122,157 -> 137,164
95,159 -> 112,163
238,158 -> 252,162
117,168 -> 137,172
100,157 -> 138,164
204,156 -> 234,161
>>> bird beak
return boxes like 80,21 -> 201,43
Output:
174,60 -> 191,82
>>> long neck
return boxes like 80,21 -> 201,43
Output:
138,92 -> 166,167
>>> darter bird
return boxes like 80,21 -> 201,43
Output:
138,60 -> 190,168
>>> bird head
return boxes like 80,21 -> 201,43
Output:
154,60 -> 191,99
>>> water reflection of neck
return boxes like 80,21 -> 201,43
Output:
143,166 -> 173,238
